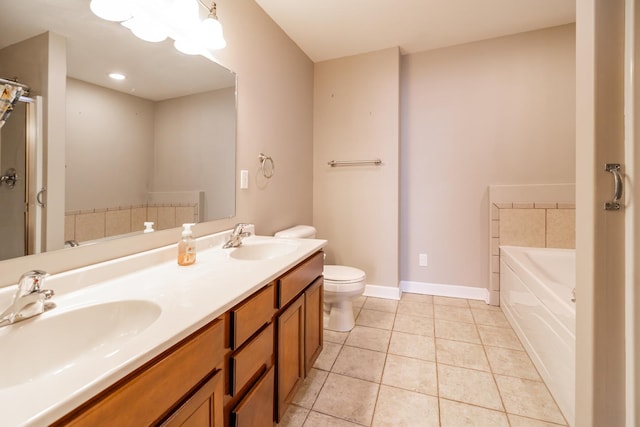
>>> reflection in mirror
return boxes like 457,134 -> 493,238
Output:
0,0 -> 236,262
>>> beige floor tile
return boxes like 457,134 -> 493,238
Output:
393,313 -> 434,336
381,354 -> 437,396
332,346 -> 387,383
314,341 -> 342,371
303,411 -> 362,426
434,304 -> 474,323
276,405 -> 309,427
508,414 -> 567,426
372,385 -> 439,427
312,373 -> 379,425
278,404 -> 310,427
436,338 -> 490,371
352,295 -> 366,309
438,364 -> 504,411
400,292 -> 434,304
477,325 -> 524,350
485,346 -> 540,381
397,300 -> 434,318
435,319 -> 481,344
292,368 -> 329,408
468,299 -> 502,311
434,296 -> 470,307
363,297 -> 398,313
439,398 -> 509,427
355,309 -> 395,330
388,331 -> 435,361
344,326 -> 391,352
495,375 -> 566,425
324,329 -> 349,345
352,304 -> 363,319
471,308 -> 511,328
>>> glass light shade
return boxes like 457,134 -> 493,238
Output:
89,0 -> 132,22
172,0 -> 200,28
200,17 -> 226,50
122,17 -> 168,43
173,38 -> 201,56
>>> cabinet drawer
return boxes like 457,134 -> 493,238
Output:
56,318 -> 225,427
278,251 -> 323,308
231,366 -> 275,427
230,322 -> 274,397
230,283 -> 276,350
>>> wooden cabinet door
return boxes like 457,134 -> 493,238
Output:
230,366 -> 275,427
304,277 -> 323,375
276,295 -> 305,422
161,370 -> 224,427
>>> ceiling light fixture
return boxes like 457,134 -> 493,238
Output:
89,0 -> 226,60
108,72 -> 126,80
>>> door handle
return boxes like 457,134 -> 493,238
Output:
36,187 -> 46,208
604,163 -> 623,211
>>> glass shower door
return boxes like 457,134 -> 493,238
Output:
0,97 -> 41,261
0,100 -> 27,260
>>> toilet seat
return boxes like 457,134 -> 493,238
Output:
323,265 -> 365,293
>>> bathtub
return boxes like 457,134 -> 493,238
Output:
499,245 -> 575,426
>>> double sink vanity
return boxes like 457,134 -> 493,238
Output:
0,230 -> 326,426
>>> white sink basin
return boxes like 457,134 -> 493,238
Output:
230,240 -> 300,261
0,300 -> 161,388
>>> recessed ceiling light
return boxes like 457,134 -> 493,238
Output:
109,72 -> 126,80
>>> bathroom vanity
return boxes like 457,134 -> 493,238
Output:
0,232 -> 325,427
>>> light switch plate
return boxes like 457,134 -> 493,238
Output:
240,170 -> 248,189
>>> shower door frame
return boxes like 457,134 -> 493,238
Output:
21,95 -> 44,256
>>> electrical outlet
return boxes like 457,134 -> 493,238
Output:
419,253 -> 428,267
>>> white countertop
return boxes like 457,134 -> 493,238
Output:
0,232 -> 326,426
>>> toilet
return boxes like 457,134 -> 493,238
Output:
274,225 -> 366,332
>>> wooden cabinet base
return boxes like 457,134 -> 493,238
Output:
53,318 -> 226,427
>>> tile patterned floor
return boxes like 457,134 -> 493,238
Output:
277,293 -> 568,427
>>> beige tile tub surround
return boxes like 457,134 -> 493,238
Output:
277,294 -> 568,426
487,184 -> 575,305
489,202 -> 575,305
65,203 -> 199,243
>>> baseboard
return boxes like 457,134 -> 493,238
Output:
363,284 -> 402,300
400,280 -> 489,302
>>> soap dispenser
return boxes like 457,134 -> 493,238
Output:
178,223 -> 196,266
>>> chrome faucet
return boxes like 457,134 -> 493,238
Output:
223,223 -> 252,249
0,270 -> 54,326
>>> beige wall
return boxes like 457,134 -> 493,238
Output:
313,48 -> 400,288
401,24 -> 576,290
154,87 -> 236,221
66,78 -> 154,211
212,0 -> 314,236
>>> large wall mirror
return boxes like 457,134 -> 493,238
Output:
0,0 -> 237,262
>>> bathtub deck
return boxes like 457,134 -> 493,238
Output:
276,293 -> 568,427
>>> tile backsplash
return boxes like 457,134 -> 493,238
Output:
65,203 -> 199,243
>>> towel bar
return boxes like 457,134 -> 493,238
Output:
327,159 -> 382,167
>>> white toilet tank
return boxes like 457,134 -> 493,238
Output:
274,225 -> 317,239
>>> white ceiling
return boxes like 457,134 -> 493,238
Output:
254,0 -> 576,63
0,0 -> 235,101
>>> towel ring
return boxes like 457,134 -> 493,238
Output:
259,153 -> 274,179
